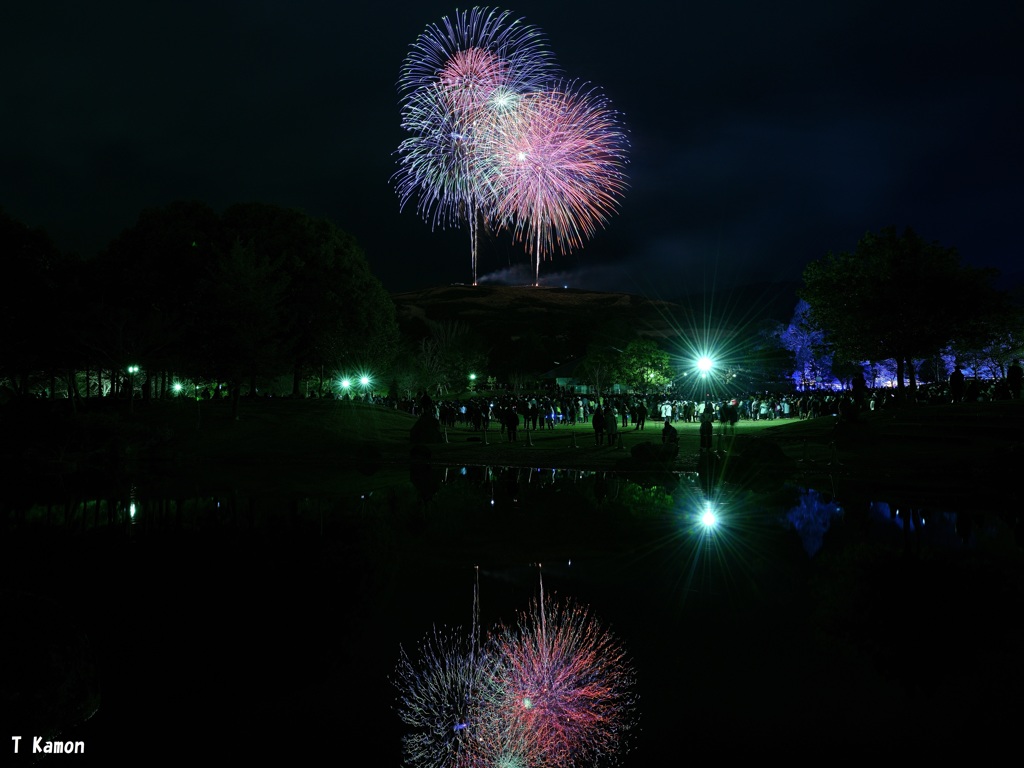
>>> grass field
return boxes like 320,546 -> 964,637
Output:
6,395 -> 1021,506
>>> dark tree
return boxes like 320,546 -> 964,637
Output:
576,344 -> 622,402
88,201 -> 221,398
799,226 -> 1006,401
0,208 -> 72,397
221,204 -> 399,397
413,319 -> 489,396
195,238 -> 287,418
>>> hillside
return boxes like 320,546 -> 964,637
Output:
393,284 -> 679,339
390,283 -> 799,379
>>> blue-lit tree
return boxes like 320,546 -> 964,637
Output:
775,300 -> 834,390
799,226 -> 1010,401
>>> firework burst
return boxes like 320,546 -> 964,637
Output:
398,7 -> 554,103
392,567 -> 494,768
395,83 -> 484,230
480,80 -> 630,285
394,7 -> 556,285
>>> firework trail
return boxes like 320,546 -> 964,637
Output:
480,81 -> 630,285
394,7 -> 556,285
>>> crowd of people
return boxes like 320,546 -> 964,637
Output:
402,390 -> 846,438
399,362 -> 1024,446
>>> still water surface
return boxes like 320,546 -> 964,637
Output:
3,466 -> 1022,763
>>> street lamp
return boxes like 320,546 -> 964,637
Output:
697,356 -> 713,379
359,374 -> 372,400
127,364 -> 140,413
700,501 -> 718,530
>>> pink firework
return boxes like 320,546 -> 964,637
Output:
438,47 -> 509,120
477,578 -> 638,766
396,7 -> 557,286
482,80 -> 629,285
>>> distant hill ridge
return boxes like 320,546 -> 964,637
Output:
390,282 -> 801,381
392,282 -> 799,333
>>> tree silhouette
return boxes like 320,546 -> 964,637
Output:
196,238 -> 287,417
221,203 -> 400,397
88,201 -> 220,398
799,226 -> 1008,400
0,208 -> 67,396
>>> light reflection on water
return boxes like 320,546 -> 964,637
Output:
5,467 -> 1009,560
3,467 -> 1022,762
783,486 -> 843,556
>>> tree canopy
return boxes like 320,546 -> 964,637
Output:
799,226 -> 1010,397
616,339 -> 672,396
2,202 -> 399,406
220,203 -> 400,395
0,207 -> 70,394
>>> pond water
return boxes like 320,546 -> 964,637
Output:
3,466 -> 1022,764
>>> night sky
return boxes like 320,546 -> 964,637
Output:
3,1 -> 1021,296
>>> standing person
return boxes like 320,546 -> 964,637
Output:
504,406 -> 519,442
661,417 -> 678,446
723,399 -> 739,433
606,406 -> 619,448
950,366 -> 965,403
1008,360 -> 1023,400
592,405 -> 605,446
636,400 -> 648,430
699,398 -> 714,451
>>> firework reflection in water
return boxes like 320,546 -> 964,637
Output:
393,624 -> 486,768
393,566 -> 494,768
477,571 -> 638,767
394,568 -> 637,767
